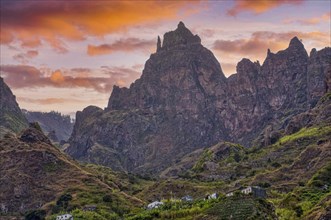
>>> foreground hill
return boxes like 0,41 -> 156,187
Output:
0,123 -> 142,219
66,22 -> 331,175
0,77 -> 28,137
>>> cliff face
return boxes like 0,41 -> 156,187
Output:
66,22 -> 331,175
0,77 -> 28,136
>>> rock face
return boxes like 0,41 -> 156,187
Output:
0,77 -> 28,136
20,122 -> 52,145
66,22 -> 331,175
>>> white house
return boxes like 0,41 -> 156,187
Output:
209,193 -> 218,199
147,201 -> 164,210
181,195 -> 193,202
226,192 -> 234,197
56,214 -> 73,220
241,186 -> 253,194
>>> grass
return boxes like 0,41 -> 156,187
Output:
192,149 -> 212,172
271,163 -> 331,219
278,126 -> 331,144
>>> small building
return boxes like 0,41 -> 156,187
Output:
181,195 -> 193,202
241,186 -> 266,198
83,205 -> 97,211
209,193 -> 218,199
147,201 -> 164,210
226,191 -> 234,197
56,214 -> 73,220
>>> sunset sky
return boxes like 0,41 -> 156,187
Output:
1,0 -> 330,117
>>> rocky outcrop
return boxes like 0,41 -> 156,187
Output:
20,122 -> 52,145
66,22 -> 331,175
68,22 -> 229,174
0,77 -> 28,136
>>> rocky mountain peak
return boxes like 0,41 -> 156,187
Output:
289,36 -> 303,48
160,21 -> 201,50
236,58 -> 260,75
67,22 -> 330,175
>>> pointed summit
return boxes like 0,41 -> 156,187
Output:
161,21 -> 201,50
177,21 -> 185,29
289,36 -> 304,48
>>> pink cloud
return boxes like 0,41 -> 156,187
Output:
227,0 -> 303,16
87,38 -> 155,56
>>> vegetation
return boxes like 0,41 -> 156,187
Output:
278,126 -> 331,144
126,194 -> 276,220
25,210 -> 46,220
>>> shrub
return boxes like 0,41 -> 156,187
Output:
103,194 -> 112,203
25,209 -> 46,220
52,193 -> 73,213
294,205 -> 303,217
271,162 -> 281,168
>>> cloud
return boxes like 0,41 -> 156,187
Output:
1,1 -> 203,52
100,66 -> 141,87
213,31 -> 330,57
227,0 -> 303,16
0,65 -> 141,93
13,50 -> 39,63
87,38 -> 155,56
283,13 -> 331,25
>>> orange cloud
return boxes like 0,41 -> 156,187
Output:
87,38 -> 155,56
50,70 -> 65,83
1,65 -> 141,93
283,12 -> 331,25
1,1 -> 203,52
227,0 -> 303,16
21,38 -> 42,48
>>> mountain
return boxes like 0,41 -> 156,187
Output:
66,22 -> 331,175
161,92 -> 331,182
0,77 -> 28,136
0,122 -> 143,219
23,110 -> 74,142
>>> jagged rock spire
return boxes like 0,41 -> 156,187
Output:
161,21 -> 201,49
157,36 -> 161,52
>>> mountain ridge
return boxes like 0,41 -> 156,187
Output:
66,22 -> 331,175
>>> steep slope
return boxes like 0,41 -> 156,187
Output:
0,123 -> 142,218
66,22 -> 331,175
23,110 -> 73,142
159,93 -> 331,219
163,92 -> 331,182
0,77 -> 28,136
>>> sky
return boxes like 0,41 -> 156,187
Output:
1,0 -> 330,117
